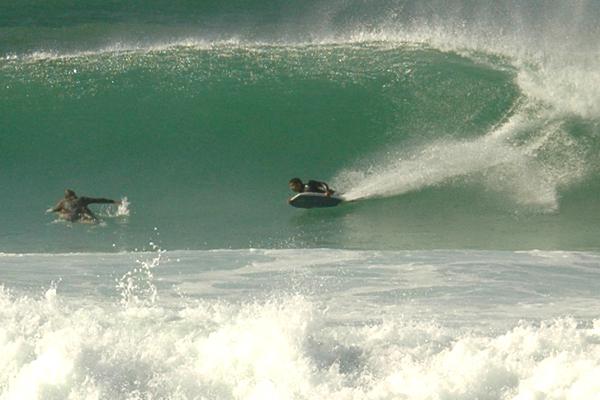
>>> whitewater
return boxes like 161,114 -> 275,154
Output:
2,1 -> 600,399
2,249 -> 600,399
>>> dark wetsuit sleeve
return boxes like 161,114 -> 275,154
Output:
80,197 -> 116,206
306,180 -> 329,193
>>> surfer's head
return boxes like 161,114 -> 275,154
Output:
288,178 -> 304,193
64,189 -> 77,199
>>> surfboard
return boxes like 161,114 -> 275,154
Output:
288,192 -> 344,208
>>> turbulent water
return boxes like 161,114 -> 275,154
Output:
2,1 -> 600,399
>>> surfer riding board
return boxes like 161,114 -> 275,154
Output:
288,178 -> 344,208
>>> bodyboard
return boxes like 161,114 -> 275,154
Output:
288,192 -> 344,209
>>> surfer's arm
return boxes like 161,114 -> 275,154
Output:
47,200 -> 65,213
80,197 -> 120,206
320,182 -> 335,196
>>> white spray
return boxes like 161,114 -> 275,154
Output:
335,108 -> 586,211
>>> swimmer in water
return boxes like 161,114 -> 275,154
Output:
47,189 -> 121,223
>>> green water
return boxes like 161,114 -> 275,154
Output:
2,2 -> 600,252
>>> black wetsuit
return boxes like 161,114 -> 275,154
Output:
304,180 -> 331,194
52,196 -> 116,222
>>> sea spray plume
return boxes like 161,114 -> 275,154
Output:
336,107 -> 587,211
116,196 -> 130,217
516,60 -> 600,119
100,196 -> 130,218
336,112 -> 531,201
116,241 -> 164,307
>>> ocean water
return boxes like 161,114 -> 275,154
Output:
2,1 -> 600,399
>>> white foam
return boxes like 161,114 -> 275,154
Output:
1,248 -> 600,397
1,285 -> 599,399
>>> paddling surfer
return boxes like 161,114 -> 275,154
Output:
47,189 -> 121,223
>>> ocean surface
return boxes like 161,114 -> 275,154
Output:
1,1 -> 600,399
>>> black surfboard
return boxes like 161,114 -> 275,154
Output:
288,192 -> 344,208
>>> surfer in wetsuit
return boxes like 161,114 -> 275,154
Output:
47,189 -> 120,223
288,178 -> 335,196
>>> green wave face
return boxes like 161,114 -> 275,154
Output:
2,26 -> 600,252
